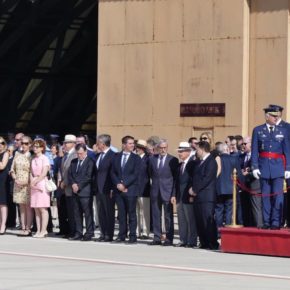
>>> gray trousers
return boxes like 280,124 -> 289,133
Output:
177,202 -> 197,245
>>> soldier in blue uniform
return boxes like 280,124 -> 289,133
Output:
268,104 -> 290,227
251,106 -> 290,229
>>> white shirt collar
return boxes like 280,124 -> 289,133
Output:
103,147 -> 110,154
266,123 -> 275,131
68,147 -> 75,155
202,153 -> 211,161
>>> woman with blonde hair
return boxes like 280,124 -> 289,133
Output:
10,136 -> 33,236
0,137 -> 10,234
199,132 -> 221,176
30,139 -> 50,238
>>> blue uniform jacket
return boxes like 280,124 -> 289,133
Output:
251,123 -> 290,179
216,154 -> 243,195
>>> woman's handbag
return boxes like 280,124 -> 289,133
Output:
45,177 -> 57,192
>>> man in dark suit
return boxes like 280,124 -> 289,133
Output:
111,136 -> 141,243
68,143 -> 95,241
135,139 -> 151,239
215,143 -> 244,234
149,139 -> 179,246
189,141 -> 219,250
95,134 -> 116,242
239,136 -> 263,228
172,142 -> 197,248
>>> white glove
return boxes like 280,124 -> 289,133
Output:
285,171 -> 290,179
253,169 -> 261,180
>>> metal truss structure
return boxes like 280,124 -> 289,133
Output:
0,0 -> 97,135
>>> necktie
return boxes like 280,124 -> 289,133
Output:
180,162 -> 185,175
63,152 -> 68,162
121,153 -> 128,170
98,152 -> 104,168
158,156 -> 164,171
269,126 -> 274,136
76,159 -> 83,172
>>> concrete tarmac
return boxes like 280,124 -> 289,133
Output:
0,230 -> 290,290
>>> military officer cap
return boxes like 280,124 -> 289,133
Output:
268,104 -> 284,112
263,105 -> 281,116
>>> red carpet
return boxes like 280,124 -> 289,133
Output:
220,227 -> 290,257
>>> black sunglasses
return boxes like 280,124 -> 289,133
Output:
200,137 -> 208,141
21,142 -> 29,146
0,142 -> 5,145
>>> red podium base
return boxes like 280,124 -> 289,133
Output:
220,227 -> 290,257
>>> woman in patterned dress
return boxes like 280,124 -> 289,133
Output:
0,137 -> 9,234
10,136 -> 33,236
30,139 -> 50,238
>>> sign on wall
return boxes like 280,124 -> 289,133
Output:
180,103 -> 226,117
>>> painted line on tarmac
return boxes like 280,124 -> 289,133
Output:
0,250 -> 290,281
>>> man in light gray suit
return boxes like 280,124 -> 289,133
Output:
148,139 -> 179,246
59,134 -> 78,238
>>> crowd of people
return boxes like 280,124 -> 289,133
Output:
0,104 -> 290,250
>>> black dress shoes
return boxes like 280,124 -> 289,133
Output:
104,237 -> 113,242
127,238 -> 137,244
148,240 -> 161,246
95,236 -> 105,242
82,236 -> 93,241
162,240 -> 173,246
186,244 -> 197,248
174,242 -> 186,247
270,225 -> 280,230
69,235 -> 82,241
260,224 -> 270,230
112,237 -> 125,243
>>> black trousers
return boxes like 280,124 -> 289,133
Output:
73,195 -> 94,237
65,196 -> 76,236
194,201 -> 219,249
97,193 -> 115,239
57,193 -> 69,235
6,193 -> 16,227
115,193 -> 137,240
151,193 -> 174,242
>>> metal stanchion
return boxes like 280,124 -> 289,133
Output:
226,168 -> 243,228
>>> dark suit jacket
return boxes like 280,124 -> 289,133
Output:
174,159 -> 195,204
216,154 -> 243,195
137,154 -> 151,197
239,152 -> 260,191
149,154 -> 179,202
111,152 -> 141,197
192,155 -> 217,203
95,149 -> 115,195
68,157 -> 94,197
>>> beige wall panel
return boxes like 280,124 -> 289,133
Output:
182,40 -> 213,102
124,44 -> 153,125
183,0 -> 213,40
97,46 -> 125,126
98,1 -> 125,45
153,42 -> 182,125
154,0 -> 183,42
125,1 -> 154,43
251,0 -> 288,38
250,38 -> 287,126
212,39 -> 244,130
212,0 -> 244,38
